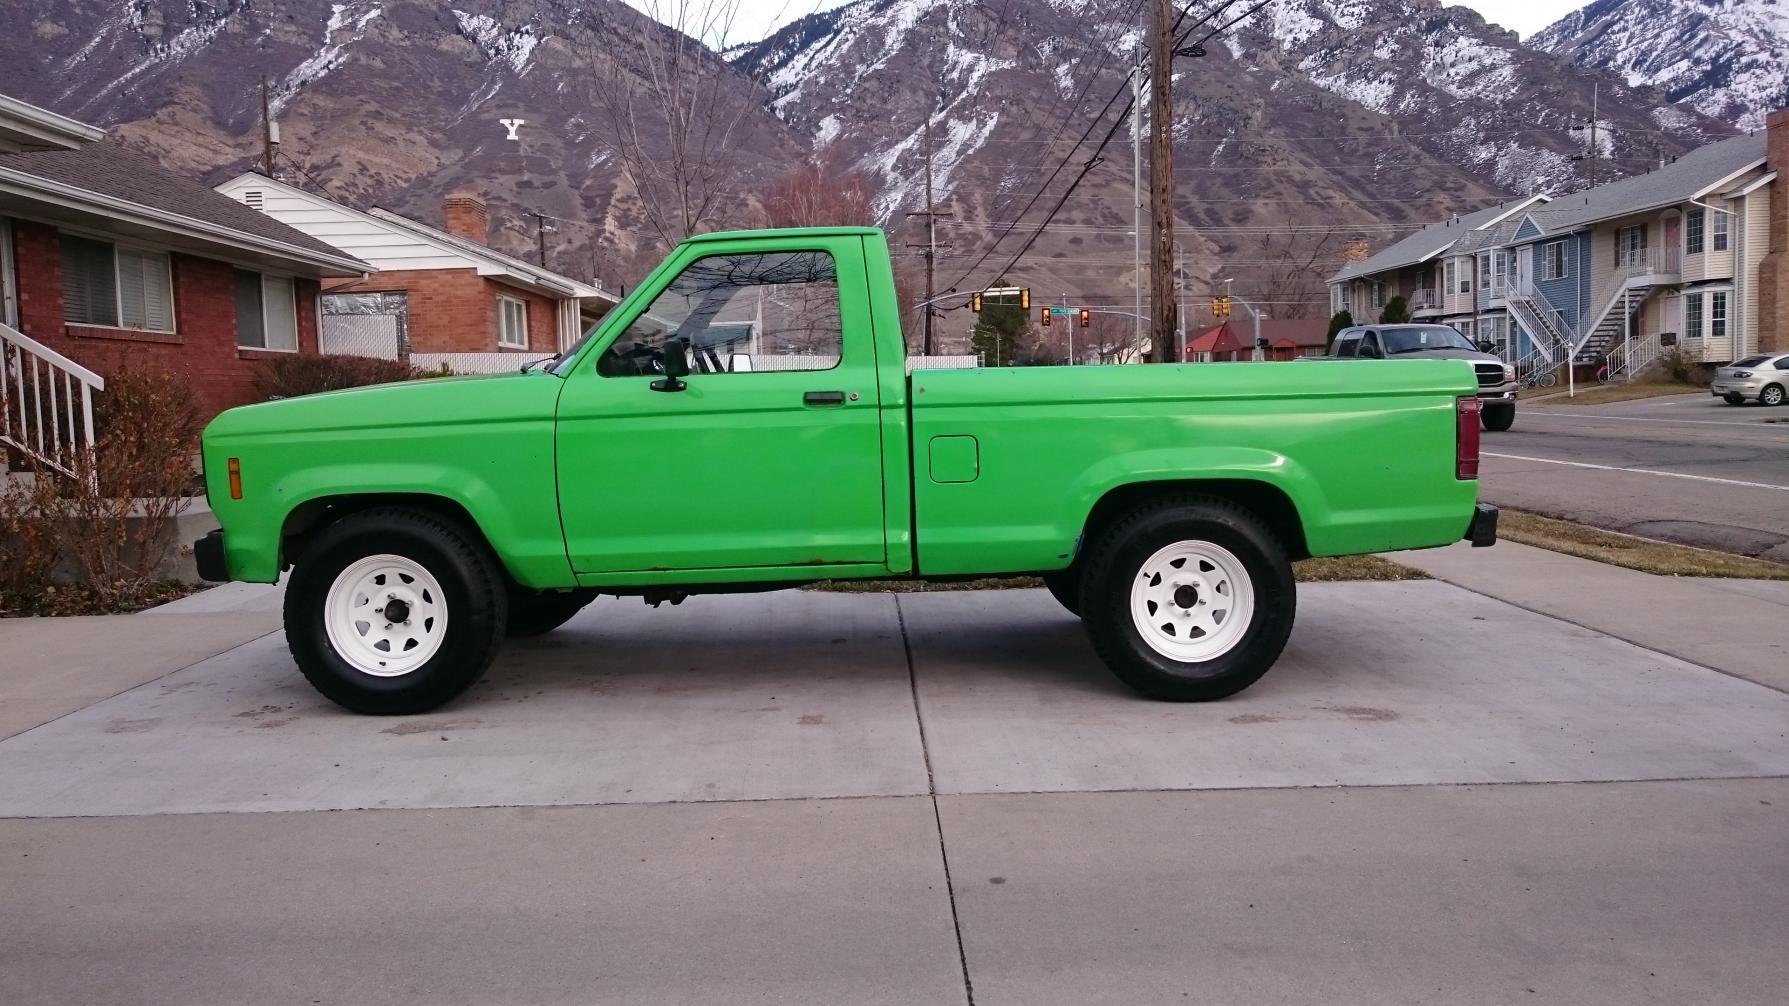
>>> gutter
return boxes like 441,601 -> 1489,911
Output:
0,166 -> 371,276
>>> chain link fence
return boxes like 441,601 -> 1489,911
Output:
321,292 -> 409,361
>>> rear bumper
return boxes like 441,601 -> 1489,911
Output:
193,529 -> 231,583
1464,503 -> 1498,547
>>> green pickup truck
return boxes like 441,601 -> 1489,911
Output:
196,227 -> 1496,714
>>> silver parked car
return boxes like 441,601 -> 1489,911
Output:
1711,354 -> 1789,406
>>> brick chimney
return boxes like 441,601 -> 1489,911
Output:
443,189 -> 489,245
1759,106 -> 1789,353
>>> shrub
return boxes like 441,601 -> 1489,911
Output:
1652,346 -> 1701,385
254,354 -> 427,400
1326,310 -> 1354,341
1378,297 -> 1410,324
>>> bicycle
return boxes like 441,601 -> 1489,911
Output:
1517,366 -> 1557,391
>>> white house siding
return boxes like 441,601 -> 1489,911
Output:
1741,189 -> 1770,358
215,177 -> 478,273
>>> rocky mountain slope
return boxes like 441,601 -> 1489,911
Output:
0,0 -> 1749,338
732,0 -> 1734,322
1532,0 -> 1788,132
3,0 -> 805,281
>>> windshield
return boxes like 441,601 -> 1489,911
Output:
1381,326 -> 1476,354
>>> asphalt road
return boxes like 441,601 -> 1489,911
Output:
1483,392 -> 1789,561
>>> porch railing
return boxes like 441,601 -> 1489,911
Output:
1408,289 -> 1439,312
1,321 -> 104,481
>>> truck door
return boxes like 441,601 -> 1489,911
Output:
553,236 -> 887,574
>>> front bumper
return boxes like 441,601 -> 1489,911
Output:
193,529 -> 230,583
1464,503 -> 1498,548
1478,384 -> 1518,404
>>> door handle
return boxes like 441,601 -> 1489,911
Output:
803,391 -> 846,407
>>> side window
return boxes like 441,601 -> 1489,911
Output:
597,250 -> 842,377
1357,332 -> 1383,359
1334,333 -> 1359,358
1775,357 -> 1789,371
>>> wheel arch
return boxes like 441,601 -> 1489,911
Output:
280,493 -> 494,575
1078,478 -> 1311,563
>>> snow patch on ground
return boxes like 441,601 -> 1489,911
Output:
814,114 -> 842,147
275,2 -> 383,114
453,10 -> 543,74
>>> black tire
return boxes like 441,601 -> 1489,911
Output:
507,588 -> 596,637
1042,568 -> 1081,617
283,507 -> 509,715
1077,496 -> 1296,702
1723,393 -> 1747,406
1480,404 -> 1516,432
1763,384 -> 1786,407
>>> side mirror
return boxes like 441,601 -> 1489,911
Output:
1477,340 -> 1495,353
652,340 -> 690,392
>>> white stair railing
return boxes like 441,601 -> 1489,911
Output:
1,321 -> 104,481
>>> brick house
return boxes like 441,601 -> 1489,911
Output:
1,95 -> 368,431
214,173 -> 617,362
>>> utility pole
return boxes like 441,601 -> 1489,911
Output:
1572,83 -> 1599,189
1132,40 -> 1144,353
905,113 -> 952,356
1148,0 -> 1177,355
531,212 -> 549,268
259,74 -> 277,177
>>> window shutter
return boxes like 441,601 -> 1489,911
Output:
262,276 -> 297,350
117,248 -> 173,331
60,235 -> 118,326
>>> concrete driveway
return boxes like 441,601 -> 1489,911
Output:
4,574 -> 1788,1004
1484,392 -> 1789,559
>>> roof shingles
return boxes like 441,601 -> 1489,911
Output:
0,144 -> 359,262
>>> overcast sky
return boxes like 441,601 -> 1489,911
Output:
708,0 -> 1586,45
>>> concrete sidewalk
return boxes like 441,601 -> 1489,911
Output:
1393,541 -> 1789,693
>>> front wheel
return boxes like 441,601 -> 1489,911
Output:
1481,404 -> 1516,432
284,508 -> 508,715
1077,497 -> 1296,702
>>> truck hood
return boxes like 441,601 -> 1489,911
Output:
203,369 -> 564,443
1386,348 -> 1501,363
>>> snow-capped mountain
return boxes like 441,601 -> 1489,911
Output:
0,0 -> 805,279
1531,0 -> 1789,132
730,0 -> 1733,314
0,0 -> 1751,331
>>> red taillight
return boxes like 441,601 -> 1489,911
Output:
1456,397 -> 1481,480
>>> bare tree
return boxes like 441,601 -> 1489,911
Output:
1250,230 -> 1340,320
761,154 -> 877,229
591,0 -> 767,248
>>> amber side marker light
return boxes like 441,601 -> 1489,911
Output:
227,458 -> 243,500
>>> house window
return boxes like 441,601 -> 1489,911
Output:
1711,211 -> 1729,252
1443,260 -> 1456,297
1710,292 -> 1727,340
234,271 -> 298,351
1615,225 -> 1647,267
1457,258 -> 1472,293
1542,241 -> 1568,281
1458,319 -> 1474,339
498,295 -> 528,348
1685,209 -> 1704,255
1478,254 -> 1490,291
60,234 -> 174,332
1370,282 -> 1386,309
1683,294 -> 1702,340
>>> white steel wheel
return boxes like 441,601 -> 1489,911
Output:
323,554 -> 449,677
1128,540 -> 1255,662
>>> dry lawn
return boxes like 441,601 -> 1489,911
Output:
1501,511 -> 1789,580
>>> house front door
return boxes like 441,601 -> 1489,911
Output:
1516,245 -> 1533,293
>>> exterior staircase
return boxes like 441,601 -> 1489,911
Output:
1,321 -> 105,481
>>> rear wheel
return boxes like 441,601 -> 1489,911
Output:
1481,403 -> 1515,432
1078,497 -> 1295,702
284,508 -> 508,715
1723,393 -> 1747,406
1763,384 -> 1786,407
506,588 -> 596,637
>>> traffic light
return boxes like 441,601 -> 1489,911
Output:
1020,288 -> 1030,310
1040,307 -> 1051,327
1222,295 -> 1233,317
970,292 -> 982,313
1211,295 -> 1222,317
1079,308 -> 1091,328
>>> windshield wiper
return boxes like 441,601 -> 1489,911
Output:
520,353 -> 561,373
